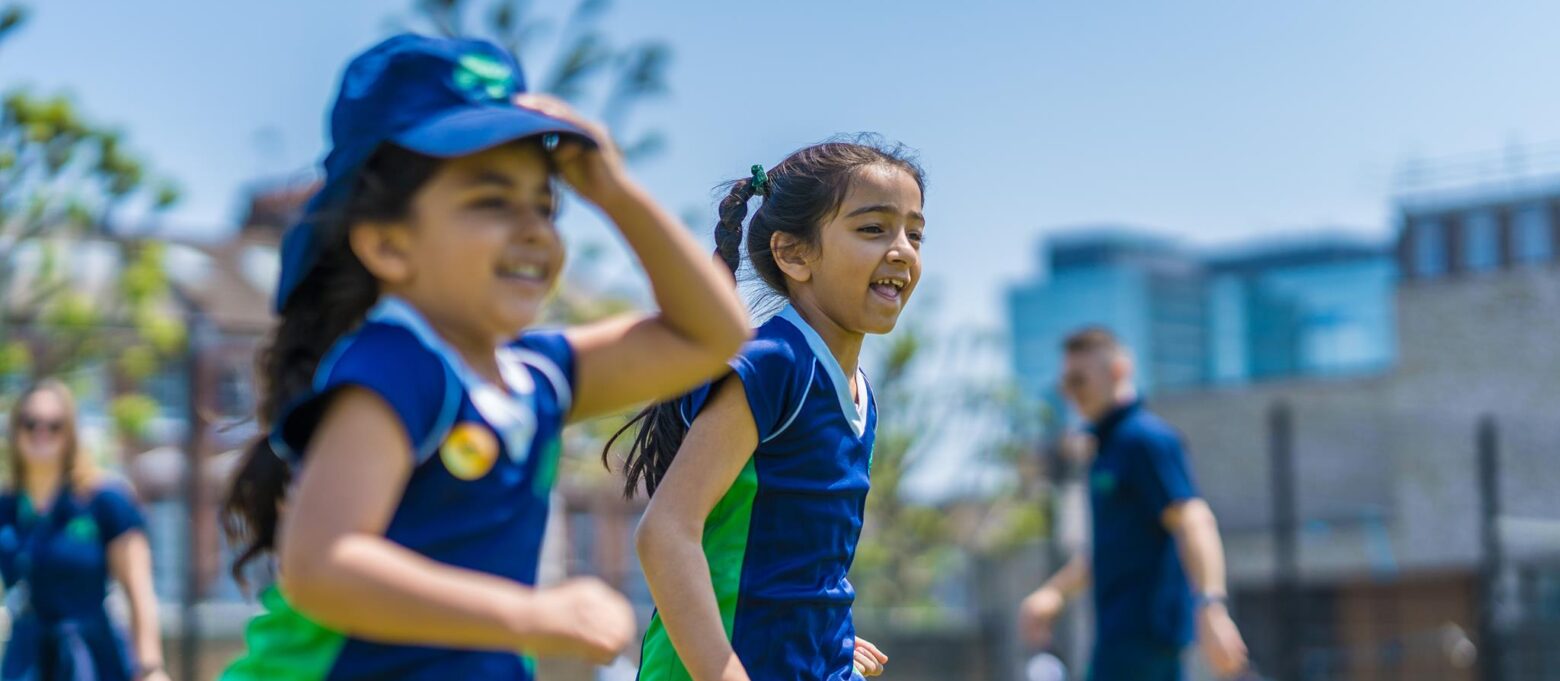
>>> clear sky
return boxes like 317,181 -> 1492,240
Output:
10,0 -> 1560,323
9,1 -> 1560,496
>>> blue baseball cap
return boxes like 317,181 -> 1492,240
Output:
274,33 -> 595,312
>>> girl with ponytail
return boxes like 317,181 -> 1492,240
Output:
609,136 -> 927,680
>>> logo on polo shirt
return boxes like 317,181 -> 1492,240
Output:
1091,470 -> 1119,495
64,515 -> 99,542
441,422 -> 500,481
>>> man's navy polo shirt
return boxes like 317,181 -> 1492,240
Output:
1087,400 -> 1199,647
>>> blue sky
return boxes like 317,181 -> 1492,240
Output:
6,0 -> 1560,334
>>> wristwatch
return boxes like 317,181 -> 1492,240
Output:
1194,592 -> 1228,609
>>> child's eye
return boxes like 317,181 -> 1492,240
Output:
909,231 -> 925,243
858,224 -> 884,234
470,197 -> 555,221
471,196 -> 512,211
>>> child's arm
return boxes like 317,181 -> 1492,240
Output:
279,388 -> 634,662
635,378 -> 757,681
517,95 -> 750,422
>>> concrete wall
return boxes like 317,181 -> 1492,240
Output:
1155,266 -> 1560,584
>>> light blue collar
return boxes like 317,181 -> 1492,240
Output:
367,296 -> 539,461
368,296 -> 535,396
774,304 -> 868,437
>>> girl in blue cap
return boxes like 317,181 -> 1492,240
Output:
610,138 -> 926,681
219,34 -> 749,681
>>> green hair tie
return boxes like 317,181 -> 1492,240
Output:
750,164 -> 769,197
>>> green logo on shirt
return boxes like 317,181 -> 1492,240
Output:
1091,470 -> 1118,495
64,515 -> 99,543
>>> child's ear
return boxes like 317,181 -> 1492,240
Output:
771,231 -> 812,283
349,221 -> 416,286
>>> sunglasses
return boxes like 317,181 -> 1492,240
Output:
19,417 -> 65,436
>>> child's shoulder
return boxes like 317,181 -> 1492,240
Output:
276,317 -> 460,465
505,330 -> 576,410
332,296 -> 458,371
740,312 -> 811,368
319,317 -> 447,384
718,312 -> 817,404
506,329 -> 573,374
341,316 -> 438,357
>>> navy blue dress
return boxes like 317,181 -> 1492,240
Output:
223,296 -> 580,680
640,304 -> 878,680
0,483 -> 146,681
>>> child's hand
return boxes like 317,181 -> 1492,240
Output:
514,93 -> 632,208
853,637 -> 889,677
137,668 -> 173,681
526,577 -> 636,664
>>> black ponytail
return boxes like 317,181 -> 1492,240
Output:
600,178 -> 756,498
603,135 -> 925,499
222,145 -> 443,586
713,178 -> 756,275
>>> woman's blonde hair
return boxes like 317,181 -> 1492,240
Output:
5,378 -> 100,495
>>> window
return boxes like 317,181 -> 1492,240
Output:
1514,203 -> 1554,265
1461,210 -> 1499,273
1412,218 -> 1447,278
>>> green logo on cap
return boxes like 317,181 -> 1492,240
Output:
454,52 -> 517,103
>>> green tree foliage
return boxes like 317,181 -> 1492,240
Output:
852,322 -> 1053,623
407,0 -> 670,159
0,3 -> 183,442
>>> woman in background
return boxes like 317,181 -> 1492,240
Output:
0,379 -> 167,681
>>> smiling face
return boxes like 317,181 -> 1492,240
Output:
779,163 -> 925,335
6,381 -> 81,489
352,142 -> 563,347
13,388 -> 70,469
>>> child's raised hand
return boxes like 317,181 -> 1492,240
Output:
525,577 -> 636,665
853,637 -> 889,677
513,93 -> 631,208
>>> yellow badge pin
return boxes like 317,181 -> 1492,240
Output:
440,422 -> 500,481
